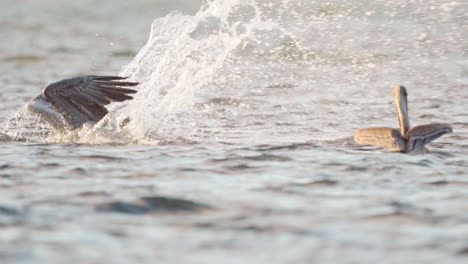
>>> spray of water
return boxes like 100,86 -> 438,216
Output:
83,0 -> 299,144
2,0 -> 464,145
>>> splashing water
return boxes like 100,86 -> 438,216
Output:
3,0 -> 466,146
87,0 -> 296,144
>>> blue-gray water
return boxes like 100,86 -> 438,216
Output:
1,0 -> 467,263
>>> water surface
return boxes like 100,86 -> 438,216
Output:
1,0 -> 467,263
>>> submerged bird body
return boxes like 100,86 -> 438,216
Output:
355,86 -> 452,153
27,75 -> 138,131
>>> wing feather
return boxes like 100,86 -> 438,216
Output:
103,92 -> 133,102
355,127 -> 407,152
89,75 -> 127,81
96,85 -> 138,94
93,81 -> 139,87
43,75 -> 138,129
52,97 -> 90,128
406,123 -> 452,151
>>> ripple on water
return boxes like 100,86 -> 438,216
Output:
96,196 -> 212,215
0,204 -> 22,226
0,164 -> 12,170
211,153 -> 293,162
258,178 -> 339,196
458,247 -> 468,256
0,205 -> 20,216
76,155 -> 126,161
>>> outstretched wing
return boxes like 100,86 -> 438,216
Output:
354,127 -> 407,152
406,123 -> 452,151
43,75 -> 138,129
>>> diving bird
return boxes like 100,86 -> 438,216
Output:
354,85 -> 452,153
27,75 -> 138,131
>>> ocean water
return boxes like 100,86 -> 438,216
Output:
1,0 -> 467,263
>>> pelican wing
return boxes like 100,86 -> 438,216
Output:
43,75 -> 138,129
355,127 -> 407,152
406,123 -> 452,151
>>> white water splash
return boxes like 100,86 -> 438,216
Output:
3,0 -> 465,145
85,0 -> 290,144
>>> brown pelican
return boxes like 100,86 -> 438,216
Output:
27,75 -> 138,132
354,86 -> 452,153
